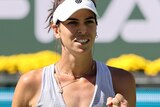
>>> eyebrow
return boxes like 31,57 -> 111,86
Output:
86,16 -> 95,20
67,18 -> 78,21
67,16 -> 96,21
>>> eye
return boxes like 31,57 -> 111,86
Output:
67,21 -> 78,25
85,20 -> 95,25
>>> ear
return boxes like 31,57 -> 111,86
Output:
51,23 -> 61,39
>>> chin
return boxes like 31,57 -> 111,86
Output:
75,48 -> 92,54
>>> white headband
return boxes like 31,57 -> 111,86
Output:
53,0 -> 99,24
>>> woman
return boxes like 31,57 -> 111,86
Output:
12,0 -> 136,107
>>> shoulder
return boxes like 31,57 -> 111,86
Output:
19,68 -> 43,90
108,66 -> 135,82
108,66 -> 136,107
12,68 -> 43,107
97,61 -> 135,85
108,66 -> 135,88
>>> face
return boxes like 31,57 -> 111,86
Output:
54,9 -> 97,55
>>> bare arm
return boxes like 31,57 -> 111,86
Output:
109,66 -> 136,107
12,74 -> 32,107
12,70 -> 42,107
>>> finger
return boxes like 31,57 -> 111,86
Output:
107,94 -> 128,107
115,93 -> 125,101
121,98 -> 128,106
115,93 -> 128,106
106,97 -> 113,106
112,97 -> 120,106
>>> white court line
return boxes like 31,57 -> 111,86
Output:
137,93 -> 160,102
0,92 -> 13,101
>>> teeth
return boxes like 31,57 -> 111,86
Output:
76,39 -> 88,43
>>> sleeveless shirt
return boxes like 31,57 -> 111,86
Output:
36,61 -> 115,107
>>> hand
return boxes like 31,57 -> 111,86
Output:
106,93 -> 128,107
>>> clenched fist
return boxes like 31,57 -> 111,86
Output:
106,93 -> 128,107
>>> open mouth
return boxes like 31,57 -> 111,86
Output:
75,39 -> 89,44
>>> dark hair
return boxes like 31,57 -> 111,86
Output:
46,0 -> 97,32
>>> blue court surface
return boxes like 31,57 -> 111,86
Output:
136,88 -> 160,107
0,87 -> 160,107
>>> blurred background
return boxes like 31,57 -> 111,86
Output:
0,0 -> 160,106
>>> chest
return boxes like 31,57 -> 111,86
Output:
61,80 -> 96,107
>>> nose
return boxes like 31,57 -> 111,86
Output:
77,24 -> 87,35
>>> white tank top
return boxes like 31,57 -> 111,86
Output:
36,61 -> 115,107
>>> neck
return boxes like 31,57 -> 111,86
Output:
57,46 -> 95,77
56,61 -> 95,78
56,53 -> 95,78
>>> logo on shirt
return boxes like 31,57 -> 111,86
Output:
75,0 -> 82,4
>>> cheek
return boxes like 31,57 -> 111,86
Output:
88,24 -> 97,30
67,26 -> 78,35
59,26 -> 69,36
89,26 -> 97,35
61,25 -> 75,35
59,29 -> 74,41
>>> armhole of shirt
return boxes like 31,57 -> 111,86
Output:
98,61 -> 115,96
105,64 -> 115,95
36,66 -> 46,106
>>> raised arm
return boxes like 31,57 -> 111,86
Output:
109,66 -> 136,107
